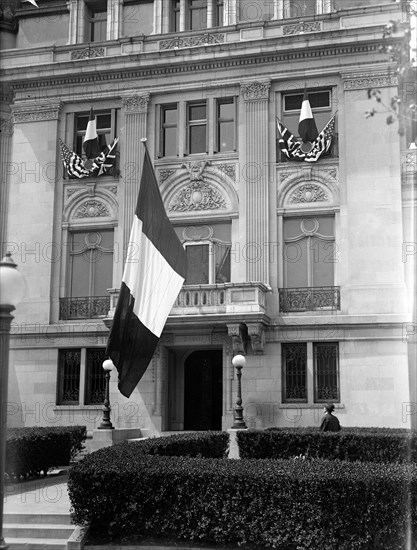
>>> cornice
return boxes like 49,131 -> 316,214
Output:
5,42 -> 381,94
12,101 -> 63,123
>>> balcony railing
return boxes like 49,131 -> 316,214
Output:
278,287 -> 340,313
59,296 -> 110,320
106,283 -> 270,319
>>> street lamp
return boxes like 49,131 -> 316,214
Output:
231,354 -> 247,429
0,252 -> 25,550
98,359 -> 114,430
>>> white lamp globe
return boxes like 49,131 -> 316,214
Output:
232,354 -> 246,368
0,253 -> 26,307
102,359 -> 114,372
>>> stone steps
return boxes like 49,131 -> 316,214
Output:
4,513 -> 74,550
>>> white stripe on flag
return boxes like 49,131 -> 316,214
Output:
300,98 -> 314,122
123,216 -> 185,338
84,119 -> 97,143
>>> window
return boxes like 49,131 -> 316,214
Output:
282,342 -> 340,404
287,0 -> 316,18
88,8 -> 107,42
314,342 -> 339,403
188,0 -> 207,30
57,348 -> 107,406
158,104 -> 178,158
282,343 -> 307,403
283,216 -> 335,288
74,109 -> 118,158
170,0 -> 225,31
60,230 -> 113,320
187,102 -> 207,154
157,96 -> 237,158
239,0 -> 273,22
215,0 -> 224,26
216,98 -> 236,153
172,0 -> 180,32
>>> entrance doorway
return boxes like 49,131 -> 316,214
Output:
183,350 -> 223,430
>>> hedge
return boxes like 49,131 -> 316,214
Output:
6,425 -> 87,479
68,440 -> 417,549
237,427 -> 417,463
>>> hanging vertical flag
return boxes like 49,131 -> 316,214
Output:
24,0 -> 39,6
298,89 -> 319,150
92,137 -> 119,176
106,143 -> 187,398
83,108 -> 101,160
59,139 -> 91,179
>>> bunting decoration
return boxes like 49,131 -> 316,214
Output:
59,137 -> 119,179
277,114 -> 336,163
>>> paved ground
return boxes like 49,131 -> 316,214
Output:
4,470 -> 71,516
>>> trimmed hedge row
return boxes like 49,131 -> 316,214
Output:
68,440 -> 417,549
6,425 -> 87,479
237,427 -> 417,463
130,430 -> 229,458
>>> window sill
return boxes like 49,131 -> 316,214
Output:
279,403 -> 344,409
54,405 -> 103,410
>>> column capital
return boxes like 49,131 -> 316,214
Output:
121,92 -> 151,113
11,101 -> 63,124
341,71 -> 398,91
0,116 -> 13,136
240,80 -> 271,102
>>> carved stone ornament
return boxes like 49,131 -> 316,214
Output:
66,188 -> 78,198
0,116 -> 13,135
343,74 -> 398,90
217,163 -> 236,181
71,47 -> 105,60
247,323 -> 265,355
290,184 -> 328,203
227,323 -> 246,356
283,21 -> 321,35
159,32 -> 224,51
158,169 -> 176,183
241,81 -> 271,101
182,161 -> 209,181
121,93 -> 150,113
13,104 -> 62,124
74,200 -> 110,218
169,181 -> 226,212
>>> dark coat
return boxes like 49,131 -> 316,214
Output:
319,412 -> 341,432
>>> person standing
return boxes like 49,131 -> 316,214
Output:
319,403 -> 341,432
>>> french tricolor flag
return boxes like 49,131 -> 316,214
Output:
83,108 -> 101,160
106,144 -> 187,398
298,89 -> 319,143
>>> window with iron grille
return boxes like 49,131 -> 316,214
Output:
314,342 -> 340,403
282,343 -> 307,403
56,348 -> 107,406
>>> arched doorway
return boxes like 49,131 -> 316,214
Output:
183,350 -> 223,430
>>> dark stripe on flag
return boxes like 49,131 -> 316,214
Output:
136,148 -> 187,279
106,282 -> 159,398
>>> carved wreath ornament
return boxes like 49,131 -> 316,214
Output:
290,184 -> 328,203
169,181 -> 227,212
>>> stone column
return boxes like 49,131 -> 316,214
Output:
153,0 -> 163,34
0,112 -> 13,255
274,0 -> 284,20
207,0 -> 214,28
67,0 -> 79,44
224,0 -> 237,26
108,0 -> 123,41
120,93 -> 150,256
240,80 -> 271,284
179,0 -> 186,31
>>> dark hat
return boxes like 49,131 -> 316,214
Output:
324,403 -> 335,413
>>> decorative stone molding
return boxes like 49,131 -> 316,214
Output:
109,186 -> 118,195
343,73 -> 398,90
241,80 -> 271,101
66,188 -> 79,198
283,21 -> 321,35
217,163 -> 236,181
247,323 -> 265,355
12,102 -> 63,124
121,93 -> 150,113
290,184 -> 328,203
71,47 -> 105,60
159,32 -> 224,51
0,116 -> 13,135
169,181 -> 227,212
74,200 -> 110,218
227,323 -> 246,356
182,160 -> 209,181
158,169 -> 176,183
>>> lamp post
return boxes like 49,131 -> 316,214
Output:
98,359 -> 114,430
0,253 -> 25,550
231,354 -> 247,429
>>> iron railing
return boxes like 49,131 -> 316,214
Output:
279,286 -> 340,312
59,296 -> 110,320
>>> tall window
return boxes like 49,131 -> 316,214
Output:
172,0 -> 180,32
287,0 -> 317,18
158,104 -> 178,158
57,348 -> 107,406
88,8 -> 107,41
215,0 -> 224,26
282,89 -> 333,140
74,109 -> 118,157
283,216 -> 335,288
216,98 -> 236,153
281,342 -> 340,404
282,343 -> 307,403
188,0 -> 207,30
187,102 -> 207,154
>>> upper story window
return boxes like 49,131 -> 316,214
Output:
286,0 -> 317,18
187,102 -> 208,154
74,109 -> 118,157
238,0 -> 273,22
170,0 -> 223,32
84,0 -> 108,42
157,97 -> 237,158
189,0 -> 207,30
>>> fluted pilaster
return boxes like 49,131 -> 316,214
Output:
120,92 -> 150,253
0,114 -> 13,255
241,80 -> 271,284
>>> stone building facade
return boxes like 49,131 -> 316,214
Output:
1,0 -> 416,435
